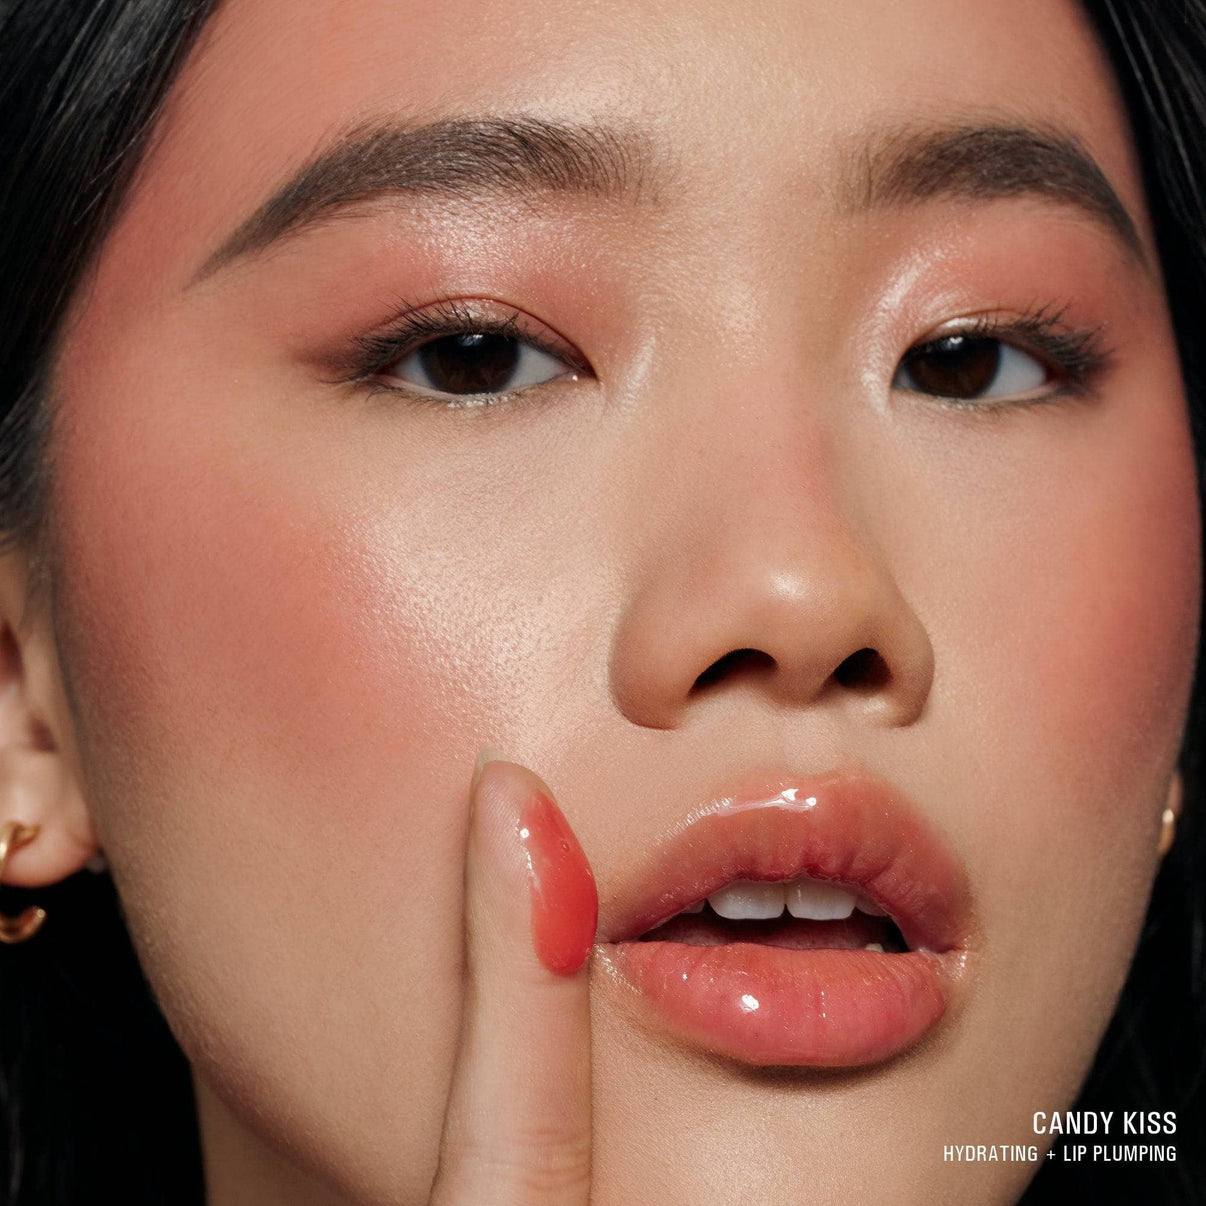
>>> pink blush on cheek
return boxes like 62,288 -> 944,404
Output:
47,388 -> 476,823
1045,425 -> 1199,778
949,392 -> 1199,823
46,399 -> 481,1201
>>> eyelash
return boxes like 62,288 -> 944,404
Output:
338,298 -> 1112,406
901,303 -> 1112,406
340,298 -> 589,402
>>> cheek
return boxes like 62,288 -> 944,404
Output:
926,386 -> 1200,896
54,434 -> 454,798
883,355 -> 1200,798
956,402 -> 1199,800
46,360 -> 535,916
50,382 -> 493,784
46,370 -> 521,1198
1029,490 -> 1199,770
892,373 -> 1200,1127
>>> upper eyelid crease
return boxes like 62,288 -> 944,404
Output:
920,302 -> 1113,360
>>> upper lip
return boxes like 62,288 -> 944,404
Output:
597,771 -> 973,953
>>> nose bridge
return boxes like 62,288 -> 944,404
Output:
608,363 -> 934,730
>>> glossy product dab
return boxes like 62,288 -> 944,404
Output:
519,793 -> 598,975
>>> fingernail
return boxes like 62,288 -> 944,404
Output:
518,793 -> 598,975
471,746 -> 508,790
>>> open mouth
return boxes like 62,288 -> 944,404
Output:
594,774 -> 973,1068
641,876 -> 907,951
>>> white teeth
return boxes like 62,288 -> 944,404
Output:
708,880 -> 786,920
785,879 -> 857,920
864,942 -> 885,952
650,877 -> 886,929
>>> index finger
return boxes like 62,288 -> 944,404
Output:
429,754 -> 597,1205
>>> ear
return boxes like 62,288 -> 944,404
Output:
0,548 -> 98,887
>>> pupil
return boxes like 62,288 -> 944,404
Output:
906,335 -> 1001,398
418,333 -> 520,394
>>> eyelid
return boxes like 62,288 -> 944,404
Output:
920,304 -> 1108,365
339,296 -> 593,392
897,303 -> 1113,403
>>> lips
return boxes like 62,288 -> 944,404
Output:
593,773 -> 973,1067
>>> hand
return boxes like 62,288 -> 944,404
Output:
429,754 -> 598,1205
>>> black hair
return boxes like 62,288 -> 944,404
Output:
0,4 -> 216,1203
0,1 -> 1203,1203
1022,2 -> 1206,1200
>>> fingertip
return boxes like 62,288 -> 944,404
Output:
466,753 -> 597,977
518,791 -> 598,976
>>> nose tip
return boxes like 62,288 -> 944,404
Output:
609,533 -> 934,731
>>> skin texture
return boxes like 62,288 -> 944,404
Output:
0,0 -> 1199,1202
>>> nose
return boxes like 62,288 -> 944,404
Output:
608,408 -> 934,732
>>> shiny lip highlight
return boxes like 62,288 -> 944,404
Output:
592,772 -> 975,1067
597,773 -> 973,952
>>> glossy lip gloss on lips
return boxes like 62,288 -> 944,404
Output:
594,774 -> 974,1067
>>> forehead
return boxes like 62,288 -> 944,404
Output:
99,0 -> 1146,296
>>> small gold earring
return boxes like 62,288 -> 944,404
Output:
0,821 -> 47,944
1157,807 -> 1178,859
1157,774 -> 1182,860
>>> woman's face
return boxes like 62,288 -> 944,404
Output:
35,0 -> 1198,1201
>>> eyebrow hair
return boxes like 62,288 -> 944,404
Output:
199,117 -> 1145,284
846,123 -> 1145,261
197,116 -> 656,279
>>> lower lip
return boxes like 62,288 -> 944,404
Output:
601,941 -> 956,1066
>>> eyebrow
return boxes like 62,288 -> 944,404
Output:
196,116 -> 657,279
846,123 -> 1145,261
198,116 -> 1145,283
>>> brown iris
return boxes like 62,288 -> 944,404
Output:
416,333 -> 520,394
900,334 -> 1004,399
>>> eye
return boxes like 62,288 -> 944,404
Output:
382,331 -> 578,398
893,334 -> 1048,402
341,299 -> 592,405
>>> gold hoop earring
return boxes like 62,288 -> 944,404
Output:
0,821 -> 46,944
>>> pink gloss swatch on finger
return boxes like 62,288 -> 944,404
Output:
518,794 -> 598,975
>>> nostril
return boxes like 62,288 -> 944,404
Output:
692,648 -> 776,692
832,647 -> 890,692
